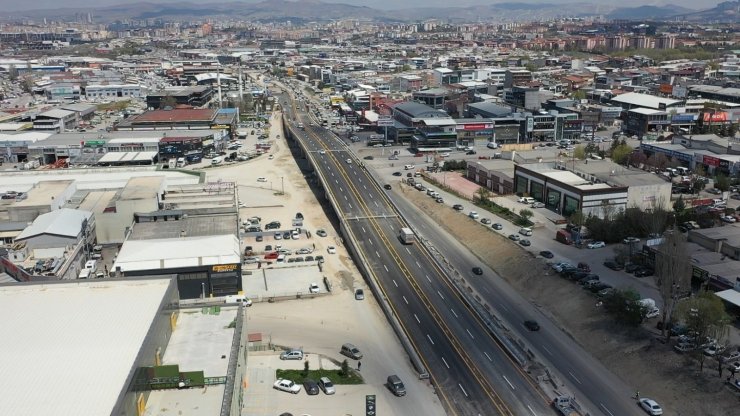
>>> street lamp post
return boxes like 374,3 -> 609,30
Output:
281,176 -> 284,195
201,282 -> 205,299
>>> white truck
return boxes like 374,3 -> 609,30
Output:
399,228 -> 415,245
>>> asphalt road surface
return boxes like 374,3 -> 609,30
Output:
278,93 -> 554,416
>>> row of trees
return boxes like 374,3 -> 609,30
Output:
570,205 -> 671,244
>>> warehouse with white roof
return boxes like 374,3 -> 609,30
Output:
0,277 -> 179,416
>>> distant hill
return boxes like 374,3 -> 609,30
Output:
607,5 -> 692,19
6,0 -> 736,23
673,0 -> 740,23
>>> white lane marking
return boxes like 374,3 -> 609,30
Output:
348,203 -> 353,209
402,296 -> 408,304
568,371 -> 582,385
426,334 -> 434,345
369,193 -> 373,199
542,345 -> 553,356
416,261 -> 421,268
375,251 -> 380,258
383,264 -> 389,272
526,405 -> 538,416
363,184 -> 367,189
484,352 -> 492,362
405,247 -> 411,254
374,200 -> 379,207
361,227 -> 366,233
426,275 -> 431,282
339,187 -> 343,192
458,384 -> 468,397
466,329 -> 474,339
503,375 -> 515,390
600,404 -> 615,416
437,290 -> 445,300
451,309 -> 458,318
392,279 -> 398,287
414,314 -> 420,323
441,357 -> 449,369
369,239 -> 373,245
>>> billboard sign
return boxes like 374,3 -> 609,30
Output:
703,112 -> 728,123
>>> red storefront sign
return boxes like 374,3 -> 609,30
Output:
703,155 -> 720,167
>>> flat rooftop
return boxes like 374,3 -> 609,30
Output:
114,234 -> 241,272
0,278 -> 173,416
13,180 -> 74,207
128,215 -> 238,240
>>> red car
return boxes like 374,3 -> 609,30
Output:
264,252 -> 279,260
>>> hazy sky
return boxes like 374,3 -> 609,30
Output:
0,0 -> 724,12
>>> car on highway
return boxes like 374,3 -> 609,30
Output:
346,158 -> 352,164
319,150 -> 326,155
354,288 -> 364,300
303,379 -> 320,395
472,267 -> 483,275
319,376 -> 336,395
508,234 -> 520,241
519,239 -> 531,246
587,241 -> 605,249
638,398 -> 663,415
524,320 -> 540,331
327,246 -> 336,254
539,250 -> 554,258
452,204 -> 464,211
492,223 -> 503,230
316,229 -> 327,237
274,378 -> 301,394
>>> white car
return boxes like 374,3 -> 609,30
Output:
327,246 -> 337,254
319,150 -> 326,155
638,398 -> 663,415
468,211 -> 479,219
309,283 -> 321,293
257,177 -> 267,182
346,158 -> 352,164
440,152 -> 450,157
587,241 -> 606,249
274,378 -> 301,394
552,262 -> 573,272
268,155 -> 274,160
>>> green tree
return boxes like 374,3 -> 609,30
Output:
602,288 -> 644,327
302,359 -> 310,377
673,196 -> 686,214
519,208 -> 533,223
714,173 -> 730,192
340,359 -> 350,377
573,145 -> 587,160
610,144 -> 633,165
571,89 -> 586,101
676,292 -> 731,372
655,231 -> 692,341
475,186 -> 491,206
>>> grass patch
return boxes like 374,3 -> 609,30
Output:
275,368 -> 363,384
96,100 -> 130,112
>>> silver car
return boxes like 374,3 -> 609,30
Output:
319,376 -> 335,395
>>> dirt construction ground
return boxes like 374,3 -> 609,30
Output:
400,183 -> 739,416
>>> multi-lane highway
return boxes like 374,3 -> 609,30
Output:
279,92 -> 554,416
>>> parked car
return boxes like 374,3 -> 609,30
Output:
531,202 -> 545,208
508,234 -> 520,241
303,379 -> 320,395
492,223 -> 503,230
340,343 -> 363,360
386,375 -> 406,396
309,283 -> 321,293
622,237 -> 640,244
274,378 -> 302,394
453,204 -> 464,211
384,184 -> 392,190
519,239 -> 531,246
634,268 -> 654,277
638,398 -> 663,415
625,263 -> 641,273
674,343 -> 697,353
587,241 -> 605,249
539,250 -> 554,258
327,246 -> 337,254
280,349 -> 304,360
481,218 -> 492,225
468,211 -> 479,219
721,350 -> 740,363
577,262 -> 590,272
318,376 -> 336,395
472,267 -> 483,275
316,229 -> 327,237
603,261 -> 623,270
354,288 -> 364,300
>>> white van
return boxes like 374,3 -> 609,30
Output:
78,269 -> 91,279
211,156 -> 223,165
518,196 -> 535,204
85,260 -> 97,272
404,164 -> 415,170
519,227 -> 533,236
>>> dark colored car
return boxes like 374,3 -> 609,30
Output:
303,379 -> 320,395
453,204 -> 464,211
625,263 -> 641,273
634,267 -> 654,277
472,267 -> 483,275
466,150 -> 477,155
393,172 -> 402,176
603,261 -> 623,271
283,231 -> 292,239
363,155 -> 374,160
539,250 -> 554,258
524,320 -> 540,331
256,235 -> 263,242
384,184 -> 392,190
588,282 -> 612,293
577,262 -> 590,272
492,223 -> 503,230
519,239 -> 531,246
578,274 -> 599,285
265,221 -> 281,230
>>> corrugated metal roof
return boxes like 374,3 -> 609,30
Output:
15,208 -> 92,241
